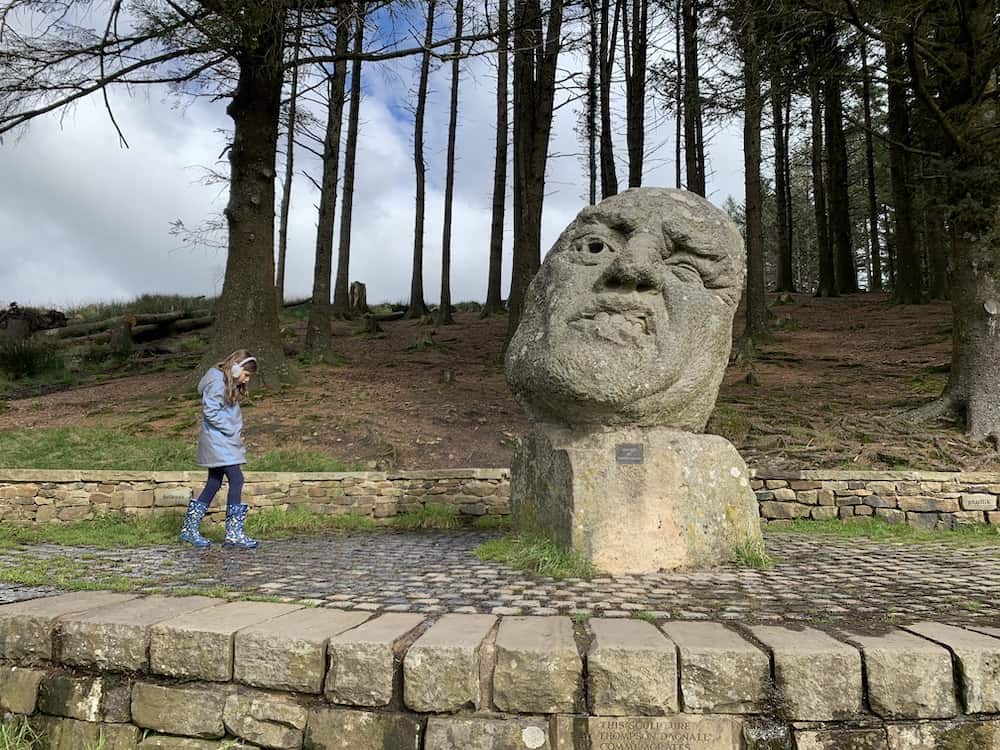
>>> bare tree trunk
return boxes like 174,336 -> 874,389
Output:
772,72 -> 794,292
586,0 -> 598,204
483,0 -> 509,317
205,8 -> 289,386
926,211 -> 950,300
886,38 -> 920,304
682,0 -> 705,196
332,5 -> 365,317
305,15 -> 349,354
405,0 -> 437,319
810,72 -> 836,298
823,23 -> 856,294
275,13 -> 302,307
742,8 -> 767,339
506,0 -> 565,343
860,37 -> 882,291
439,0 -> 464,326
623,0 -> 647,187
674,0 -> 682,189
598,0 -> 620,198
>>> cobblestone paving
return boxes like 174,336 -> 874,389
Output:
2,531 -> 998,628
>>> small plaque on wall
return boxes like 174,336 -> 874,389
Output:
615,443 -> 644,464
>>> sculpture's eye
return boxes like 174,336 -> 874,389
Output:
669,261 -> 702,284
587,240 -> 605,254
575,235 -> 616,258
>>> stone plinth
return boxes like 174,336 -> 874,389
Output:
511,425 -> 762,573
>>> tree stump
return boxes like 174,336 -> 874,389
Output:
349,281 -> 370,315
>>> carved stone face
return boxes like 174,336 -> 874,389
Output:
505,188 -> 745,430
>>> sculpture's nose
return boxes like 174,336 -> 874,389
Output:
598,232 -> 663,293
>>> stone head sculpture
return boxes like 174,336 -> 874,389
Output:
506,188 -> 745,431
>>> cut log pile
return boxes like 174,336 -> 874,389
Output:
39,310 -> 214,347
0,302 -> 68,340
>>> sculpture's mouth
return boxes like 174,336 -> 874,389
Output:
568,299 -> 658,344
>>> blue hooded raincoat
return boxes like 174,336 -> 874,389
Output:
196,368 -> 246,467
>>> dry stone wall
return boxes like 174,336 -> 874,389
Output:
1,592 -> 1000,749
3,468 -> 1000,531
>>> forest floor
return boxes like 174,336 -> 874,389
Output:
3,291 -> 995,473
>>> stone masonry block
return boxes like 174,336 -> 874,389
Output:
886,721 -> 1000,750
304,707 -> 421,750
795,729 -> 889,750
749,626 -> 862,721
223,687 -> 307,750
849,630 -> 958,719
150,601 -> 302,681
403,613 -> 496,712
0,665 -> 47,714
131,682 -> 226,739
904,622 -> 1000,713
325,613 -> 426,707
493,616 -> 582,714
425,717 -> 551,750
36,672 -> 132,723
57,595 -> 221,672
587,618 -> 677,715
0,592 -> 137,662
662,621 -> 769,714
234,608 -> 369,693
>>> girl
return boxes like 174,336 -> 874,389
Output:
179,349 -> 260,549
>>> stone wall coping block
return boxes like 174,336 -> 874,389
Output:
661,621 -> 770,714
234,608 -> 371,694
903,622 -> 1000,714
493,616 -> 582,714
748,625 -> 863,721
325,613 -> 427,707
587,618 -> 678,715
0,592 -> 138,662
56,595 -> 222,672
403,613 -> 497,713
848,630 -> 960,719
149,601 -> 303,682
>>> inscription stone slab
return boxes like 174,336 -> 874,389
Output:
555,716 -> 742,750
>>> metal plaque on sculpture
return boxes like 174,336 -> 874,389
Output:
616,443 -> 644,464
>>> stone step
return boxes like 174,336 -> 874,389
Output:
748,624 -> 863,721
904,621 -> 1000,713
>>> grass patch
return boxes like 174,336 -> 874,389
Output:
0,427 -> 193,470
733,537 -> 774,569
0,339 -> 65,380
474,534 -> 597,579
0,717 -> 41,750
472,515 -> 512,531
391,503 -> 462,531
0,555 -> 154,592
0,428 -> 356,472
769,518 -> 1000,545
706,406 -> 752,443
0,512 -> 185,549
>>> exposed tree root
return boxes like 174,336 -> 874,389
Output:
904,393 -> 961,424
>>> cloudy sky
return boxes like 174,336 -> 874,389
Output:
0,8 -> 745,310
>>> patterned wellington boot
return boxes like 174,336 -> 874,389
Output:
178,500 -> 211,548
223,504 -> 259,549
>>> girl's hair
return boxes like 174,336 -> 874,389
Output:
216,349 -> 258,405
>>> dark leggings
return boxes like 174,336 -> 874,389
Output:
196,465 -> 244,511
